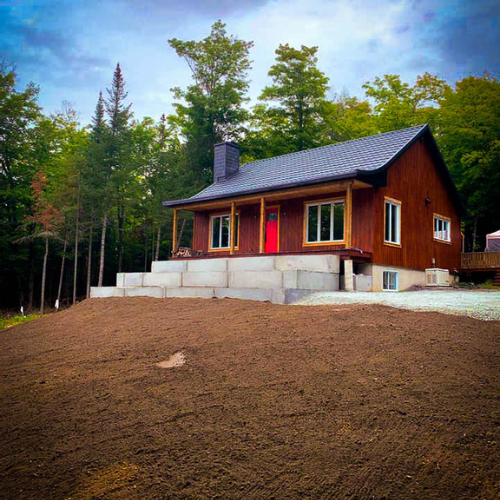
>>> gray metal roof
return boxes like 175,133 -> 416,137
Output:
165,125 -> 429,207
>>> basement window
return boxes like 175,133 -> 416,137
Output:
382,271 -> 399,291
384,197 -> 401,246
210,213 -> 239,250
305,200 -> 345,244
434,215 -> 451,242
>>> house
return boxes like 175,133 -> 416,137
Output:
91,124 -> 464,302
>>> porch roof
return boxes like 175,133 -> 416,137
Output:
164,125 -> 428,208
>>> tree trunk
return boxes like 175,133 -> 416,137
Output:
98,210 -> 108,287
155,226 -> 161,261
117,198 -> 124,273
40,236 -> 49,314
16,272 -> 25,312
28,241 -> 35,312
86,218 -> 93,298
472,215 -> 478,252
177,218 -> 187,249
144,230 -> 149,272
73,178 -> 81,304
56,239 -> 67,309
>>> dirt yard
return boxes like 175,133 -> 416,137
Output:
1,298 -> 499,499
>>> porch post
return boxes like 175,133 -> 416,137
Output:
346,182 -> 353,249
259,197 -> 266,253
230,202 -> 236,255
172,208 -> 178,255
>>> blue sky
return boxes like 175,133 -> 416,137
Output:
1,0 -> 499,125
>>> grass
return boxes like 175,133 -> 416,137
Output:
477,279 -> 500,290
0,314 -> 43,330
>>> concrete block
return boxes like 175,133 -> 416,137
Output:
182,271 -> 227,288
228,271 -> 283,289
275,254 -> 340,273
283,270 -> 339,291
116,273 -> 125,286
271,288 -> 286,304
283,289 -> 315,304
187,258 -> 227,272
143,272 -> 182,287
90,287 -> 125,298
121,273 -> 144,286
214,287 -> 274,302
227,256 -> 275,272
124,286 -> 164,298
151,260 -> 187,273
344,260 -> 354,291
166,287 -> 215,299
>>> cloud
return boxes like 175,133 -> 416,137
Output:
118,0 -> 271,18
424,1 -> 500,76
1,0 -> 498,125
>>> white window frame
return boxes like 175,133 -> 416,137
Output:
384,197 -> 401,246
433,214 -> 451,243
210,213 -> 239,250
305,199 -> 345,245
382,270 -> 399,292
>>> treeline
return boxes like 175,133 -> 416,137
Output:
1,21 -> 499,311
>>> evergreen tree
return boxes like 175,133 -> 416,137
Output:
105,63 -> 133,273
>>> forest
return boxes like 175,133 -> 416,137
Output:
1,21 -> 499,312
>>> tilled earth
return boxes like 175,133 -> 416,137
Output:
1,298 -> 499,499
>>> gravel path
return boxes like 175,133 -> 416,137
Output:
296,289 -> 500,320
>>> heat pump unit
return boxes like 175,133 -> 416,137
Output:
425,268 -> 450,286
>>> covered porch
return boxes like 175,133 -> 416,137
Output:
170,178 -> 373,266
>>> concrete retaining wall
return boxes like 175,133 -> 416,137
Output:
91,254 -> 341,304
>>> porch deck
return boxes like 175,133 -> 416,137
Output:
173,248 -> 372,263
461,252 -> 500,271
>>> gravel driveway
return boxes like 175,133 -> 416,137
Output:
296,289 -> 500,320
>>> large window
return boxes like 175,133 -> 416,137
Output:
210,213 -> 239,250
384,198 -> 401,245
305,200 -> 345,244
434,215 -> 451,242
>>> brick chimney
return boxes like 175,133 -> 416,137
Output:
213,142 -> 240,183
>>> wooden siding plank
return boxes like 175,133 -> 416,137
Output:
172,209 -> 178,253
259,198 -> 265,254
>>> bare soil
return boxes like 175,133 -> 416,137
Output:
1,298 -> 499,500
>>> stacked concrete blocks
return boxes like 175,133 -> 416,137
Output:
91,254 -> 341,304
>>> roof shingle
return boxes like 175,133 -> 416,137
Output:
165,125 -> 428,206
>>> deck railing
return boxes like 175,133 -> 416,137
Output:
461,252 -> 500,270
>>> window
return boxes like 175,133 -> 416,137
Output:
434,215 -> 451,242
383,271 -> 398,291
305,200 -> 345,244
210,213 -> 239,250
384,198 -> 401,245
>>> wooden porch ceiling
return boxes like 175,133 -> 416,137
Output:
172,179 -> 371,212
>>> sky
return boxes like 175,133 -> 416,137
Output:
1,0 -> 499,126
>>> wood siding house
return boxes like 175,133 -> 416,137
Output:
164,125 -> 465,292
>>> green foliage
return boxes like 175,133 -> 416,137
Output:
254,44 -> 330,156
438,75 -> 500,249
169,21 -> 253,184
363,72 -> 449,132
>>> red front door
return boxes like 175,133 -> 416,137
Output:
265,208 -> 279,253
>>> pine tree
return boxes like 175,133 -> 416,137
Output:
105,63 -> 133,273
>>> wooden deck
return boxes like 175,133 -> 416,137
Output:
461,252 -> 500,271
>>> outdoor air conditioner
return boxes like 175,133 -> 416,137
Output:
425,268 -> 450,287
